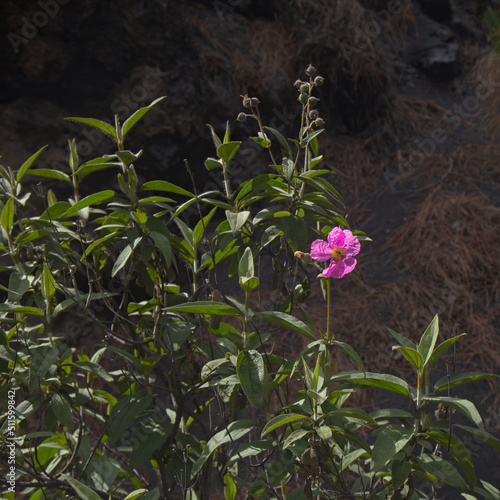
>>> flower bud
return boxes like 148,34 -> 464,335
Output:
237,112 -> 247,122
250,97 -> 260,107
308,96 -> 320,107
242,96 -> 252,108
298,92 -> 308,104
314,117 -> 325,128
308,109 -> 319,120
294,79 -> 304,88
299,83 -> 310,93
306,64 -> 317,77
314,75 -> 325,86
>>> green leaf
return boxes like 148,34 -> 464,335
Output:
65,117 -> 117,140
111,244 -> 133,277
263,126 -> 292,156
392,459 -> 412,490
116,150 -> 143,166
331,340 -> 365,372
226,210 -> 250,235
41,263 -> 56,300
165,301 -> 239,316
239,276 -> 260,292
147,216 -> 173,266
51,393 -> 74,430
238,247 -> 254,280
283,429 -> 311,449
25,168 -> 72,183
434,372 -> 498,393
73,361 -> 114,383
455,424 -> 500,451
237,350 -> 267,409
194,206 -> 217,246
217,141 -> 241,163
418,314 -> 439,368
205,157 -> 223,170
424,396 -> 484,428
253,311 -> 316,340
207,123 -> 222,149
302,129 -> 323,148
386,327 -> 416,350
333,371 -> 413,399
141,180 -> 194,198
283,214 -> 308,252
224,474 -> 236,500
17,145 -> 48,182
250,135 -> 271,148
393,346 -> 422,370
0,303 -> 44,316
428,333 -> 466,371
121,96 -> 166,138
371,425 -> 412,471
191,420 -> 256,478
61,190 -> 115,218
107,394 -> 153,445
124,490 -> 149,500
62,474 -> 102,500
1,198 -> 15,233
262,413 -> 310,437
416,455 -> 468,489
130,416 -> 172,470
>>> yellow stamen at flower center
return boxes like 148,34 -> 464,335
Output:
331,247 -> 346,261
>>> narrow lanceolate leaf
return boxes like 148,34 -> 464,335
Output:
121,96 -> 166,138
63,475 -> 102,500
191,420 -> 256,479
332,372 -> 413,399
263,126 -> 292,156
283,429 -> 311,449
193,206 -> 217,246
25,168 -> 71,183
237,350 -> 267,409
428,333 -> 466,370
205,157 -> 223,170
141,180 -> 194,198
1,198 -> 15,233
424,396 -> 484,429
65,117 -> 117,140
261,413 -> 310,437
253,311 -> 316,341
206,123 -> 222,149
434,372 -> 498,393
111,244 -> 133,277
164,301 -> 239,316
41,263 -> 56,299
61,190 -> 115,218
17,145 -> 48,182
386,327 -> 416,350
371,425 -> 413,472
418,314 -> 439,367
455,424 -> 500,451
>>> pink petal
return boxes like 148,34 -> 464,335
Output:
327,227 -> 345,248
310,240 -> 333,262
342,256 -> 357,274
342,230 -> 361,257
323,260 -> 346,279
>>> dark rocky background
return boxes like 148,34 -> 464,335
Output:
1,0 -> 500,494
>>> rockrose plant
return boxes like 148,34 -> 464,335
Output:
0,67 -> 498,500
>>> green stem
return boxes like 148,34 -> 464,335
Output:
326,279 -> 332,341
243,290 -> 250,349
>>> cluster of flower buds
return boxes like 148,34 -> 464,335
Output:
237,95 -> 261,122
295,65 -> 325,129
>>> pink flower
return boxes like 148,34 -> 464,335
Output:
310,227 -> 360,279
